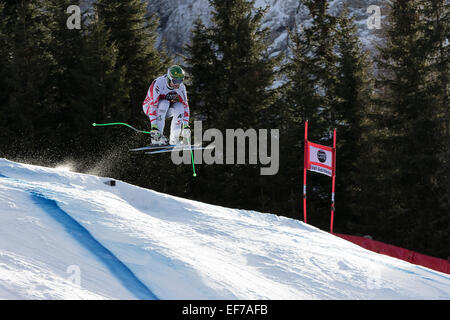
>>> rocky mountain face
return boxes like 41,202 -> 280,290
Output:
145,0 -> 388,60
80,0 -> 389,60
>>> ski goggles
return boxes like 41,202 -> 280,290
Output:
171,78 -> 183,84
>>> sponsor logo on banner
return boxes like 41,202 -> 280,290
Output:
317,150 -> 327,163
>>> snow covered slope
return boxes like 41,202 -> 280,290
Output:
0,158 -> 449,300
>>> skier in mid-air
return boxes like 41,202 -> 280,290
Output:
142,65 -> 190,145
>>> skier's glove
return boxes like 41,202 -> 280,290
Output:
181,124 -> 191,142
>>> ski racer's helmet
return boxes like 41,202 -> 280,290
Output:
167,65 -> 185,84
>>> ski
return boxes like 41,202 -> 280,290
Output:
130,144 -> 177,152
130,143 -> 205,152
145,145 -> 213,155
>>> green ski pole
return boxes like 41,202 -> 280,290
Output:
187,136 -> 197,177
92,122 -> 151,134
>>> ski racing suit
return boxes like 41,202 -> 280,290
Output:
142,74 -> 190,144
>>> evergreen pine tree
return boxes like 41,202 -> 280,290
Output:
0,1 -> 10,134
185,0 -> 280,210
80,4 -> 128,158
417,0 -> 449,258
332,6 -> 374,234
79,4 -> 154,188
374,0 -> 447,257
299,0 -> 339,135
95,0 -> 168,125
43,0 -> 93,160
85,0 -> 173,189
185,18 -> 219,125
0,0 -> 54,161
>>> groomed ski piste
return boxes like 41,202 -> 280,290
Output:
0,158 -> 449,300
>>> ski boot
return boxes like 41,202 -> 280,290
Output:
150,125 -> 168,146
180,125 -> 191,145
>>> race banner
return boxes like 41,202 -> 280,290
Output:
305,141 -> 335,177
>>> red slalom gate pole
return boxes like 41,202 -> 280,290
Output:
330,128 -> 336,233
303,121 -> 308,224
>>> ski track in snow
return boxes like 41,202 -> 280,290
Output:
29,192 -> 157,300
0,158 -> 449,300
